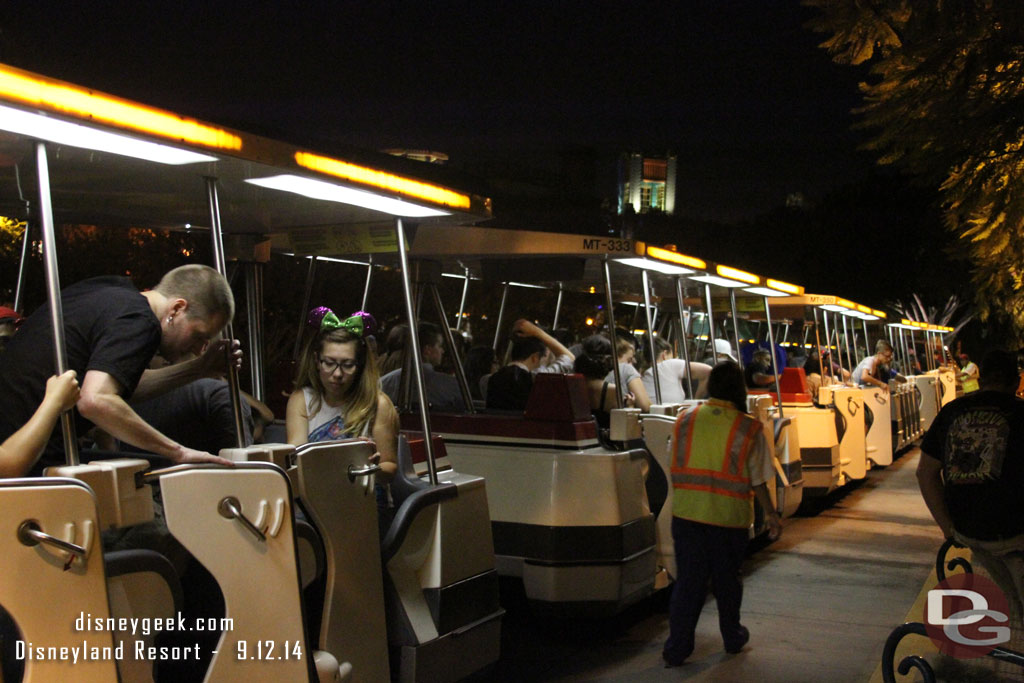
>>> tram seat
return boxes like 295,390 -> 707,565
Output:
0,477 -> 120,683
105,549 -> 182,683
771,368 -> 814,405
44,458 -> 154,531
404,373 -> 598,446
383,436 -> 503,682
159,463 -> 325,682
293,440 -> 391,682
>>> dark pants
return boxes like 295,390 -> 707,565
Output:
663,516 -> 749,662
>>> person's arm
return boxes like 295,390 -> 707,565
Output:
628,376 -> 651,412
133,339 -> 242,402
77,370 -> 231,465
285,390 -> 309,446
752,483 -> 782,540
514,319 -> 573,362
369,393 -> 399,482
916,452 -> 954,538
0,370 -> 80,477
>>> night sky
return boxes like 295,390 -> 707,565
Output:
0,1 -> 876,222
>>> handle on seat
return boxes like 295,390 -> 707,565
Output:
218,496 -> 267,542
18,520 -> 87,558
347,462 -> 382,483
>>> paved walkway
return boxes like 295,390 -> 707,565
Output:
477,448 -> 965,682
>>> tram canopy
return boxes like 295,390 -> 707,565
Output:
0,62 -> 491,234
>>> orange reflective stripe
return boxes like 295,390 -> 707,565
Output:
671,406 -> 699,470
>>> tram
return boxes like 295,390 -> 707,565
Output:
0,62 -> 502,682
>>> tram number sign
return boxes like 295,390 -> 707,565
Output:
582,238 -> 632,253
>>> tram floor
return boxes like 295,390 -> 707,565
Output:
467,448 -> 1023,682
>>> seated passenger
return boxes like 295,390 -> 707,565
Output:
702,338 -> 739,365
484,319 -> 575,409
0,305 -> 22,354
804,347 -> 850,384
464,345 -> 499,401
744,348 -> 777,389
605,330 -> 652,412
641,336 -> 711,402
0,370 -> 79,477
377,322 -> 407,375
576,334 -> 633,428
128,377 -> 255,454
380,322 -> 463,411
287,308 -> 398,531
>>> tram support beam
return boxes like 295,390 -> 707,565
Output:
205,177 -> 247,449
36,142 -> 78,464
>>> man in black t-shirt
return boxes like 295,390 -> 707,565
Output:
130,378 -> 254,455
744,348 -> 776,389
917,349 -> 1024,617
0,264 -> 239,476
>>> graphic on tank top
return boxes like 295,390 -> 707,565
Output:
309,415 -> 349,442
945,407 -> 1010,484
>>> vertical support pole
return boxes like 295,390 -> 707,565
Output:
552,281 -> 564,330
832,313 -> 847,382
812,308 -> 825,383
641,270 -> 661,404
764,297 -> 784,418
704,284 -> 718,364
13,218 -> 31,313
781,323 -> 790,346
206,178 -> 246,448
244,262 -> 266,401
360,255 -> 374,312
675,278 -> 695,398
842,314 -> 854,380
428,283 -> 474,413
492,283 -> 509,352
862,319 -> 871,360
293,256 -> 318,361
454,266 -> 469,331
909,329 -> 918,373
603,259 -> 624,409
395,219 -> 437,485
729,289 -> 743,369
36,142 -> 78,464
898,328 -> 908,375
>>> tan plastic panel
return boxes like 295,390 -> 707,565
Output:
160,467 -> 309,682
294,440 -> 390,683
0,480 -> 118,682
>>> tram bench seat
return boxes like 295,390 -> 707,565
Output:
764,367 -> 814,405
401,373 -> 598,444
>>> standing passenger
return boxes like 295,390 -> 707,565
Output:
606,330 -> 652,412
0,265 -> 238,474
641,336 -> 711,402
663,361 -> 782,666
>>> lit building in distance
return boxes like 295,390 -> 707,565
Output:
618,152 -> 677,215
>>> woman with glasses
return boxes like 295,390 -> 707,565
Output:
287,307 -> 399,532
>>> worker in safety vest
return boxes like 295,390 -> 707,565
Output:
663,361 -> 782,667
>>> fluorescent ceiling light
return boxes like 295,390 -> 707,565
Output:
743,286 -> 788,297
247,174 -> 450,217
281,253 -> 370,266
688,274 -> 748,288
617,257 -> 695,275
441,272 -> 481,281
508,281 -> 548,290
819,304 -> 848,313
0,103 -> 218,165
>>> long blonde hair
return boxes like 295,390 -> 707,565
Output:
296,327 -> 381,437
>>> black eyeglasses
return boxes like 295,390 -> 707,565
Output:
318,357 -> 359,373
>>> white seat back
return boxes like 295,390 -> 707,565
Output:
160,464 -> 312,683
0,478 -> 118,683
294,440 -> 390,683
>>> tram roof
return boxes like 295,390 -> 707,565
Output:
0,63 -> 491,233
768,294 -> 887,322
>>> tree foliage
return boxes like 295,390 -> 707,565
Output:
805,0 -> 1024,345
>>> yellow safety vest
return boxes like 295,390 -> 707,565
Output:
671,398 -> 761,528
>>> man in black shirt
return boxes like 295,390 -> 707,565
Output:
918,349 -> 1024,617
0,264 -> 239,475
744,348 -> 776,389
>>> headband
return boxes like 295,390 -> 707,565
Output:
308,307 -> 378,338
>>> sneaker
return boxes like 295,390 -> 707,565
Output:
724,626 -> 750,654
